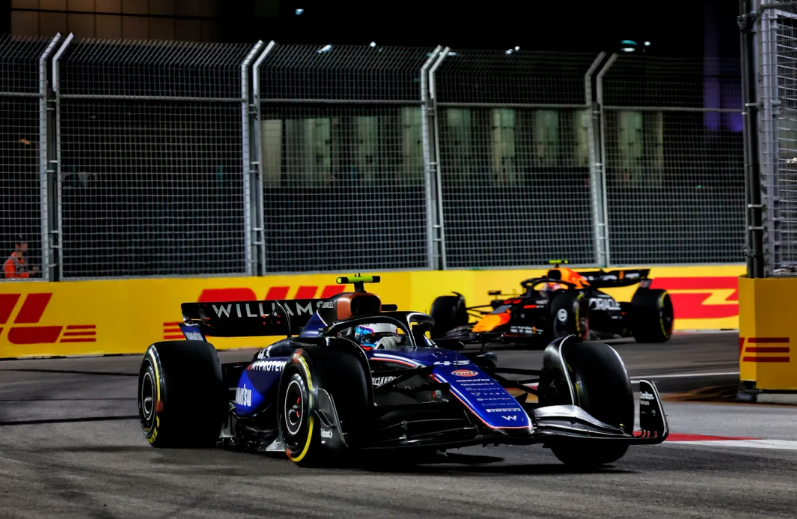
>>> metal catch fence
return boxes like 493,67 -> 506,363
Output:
753,1 -> 797,275
431,49 -> 604,269
253,44 -> 435,274
599,55 -> 745,265
0,34 -> 747,281
54,37 -> 258,279
0,34 -> 61,281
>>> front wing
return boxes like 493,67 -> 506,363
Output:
357,379 -> 668,451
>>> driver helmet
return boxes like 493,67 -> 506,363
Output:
540,281 -> 568,299
354,323 -> 399,350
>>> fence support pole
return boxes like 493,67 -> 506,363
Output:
50,32 -> 74,282
428,47 -> 450,270
739,0 -> 766,278
595,53 -> 617,267
39,33 -> 61,282
585,51 -> 607,267
421,45 -> 442,270
241,41 -> 265,277
251,40 -> 275,276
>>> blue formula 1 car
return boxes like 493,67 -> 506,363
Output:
136,276 -> 669,467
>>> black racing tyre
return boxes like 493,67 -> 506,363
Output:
430,294 -> 468,336
138,341 -> 226,448
629,288 -> 674,343
278,345 -> 368,467
550,291 -> 589,340
550,341 -> 634,467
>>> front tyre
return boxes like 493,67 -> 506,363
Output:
550,291 -> 589,340
629,289 -> 674,343
278,361 -> 322,466
138,341 -> 225,448
549,341 -> 634,467
277,345 -> 368,466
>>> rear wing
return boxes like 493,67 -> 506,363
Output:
577,269 -> 651,288
180,299 -> 325,338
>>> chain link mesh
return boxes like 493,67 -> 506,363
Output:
601,56 -> 745,265
5,36 -> 751,279
0,35 -> 53,282
257,44 -> 434,273
434,50 -> 600,268
57,39 -> 254,279
758,4 -> 797,275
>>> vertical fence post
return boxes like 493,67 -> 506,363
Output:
38,33 -> 61,282
740,0 -> 765,278
595,53 -> 617,267
241,41 -> 265,277
251,41 -> 275,276
585,51 -> 607,268
421,45 -> 442,270
50,33 -> 74,282
428,47 -> 450,270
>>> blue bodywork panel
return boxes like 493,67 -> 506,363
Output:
234,358 -> 289,416
368,349 -> 531,430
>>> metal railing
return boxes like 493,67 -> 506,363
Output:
0,34 -> 746,281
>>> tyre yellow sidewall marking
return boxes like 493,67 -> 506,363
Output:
147,348 -> 161,443
658,292 -> 668,336
289,353 -> 315,463
289,416 -> 314,463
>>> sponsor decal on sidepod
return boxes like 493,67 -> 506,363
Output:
451,369 -> 478,377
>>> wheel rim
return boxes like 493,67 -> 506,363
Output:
284,379 -> 304,436
141,371 -> 155,422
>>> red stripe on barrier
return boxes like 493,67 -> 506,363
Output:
163,335 -> 184,340
162,322 -> 181,327
264,286 -> 290,300
14,293 -> 52,323
63,331 -> 96,337
745,347 -> 789,353
8,326 -> 62,344
742,356 -> 790,363
294,286 -> 318,299
163,328 -> 181,333
749,337 -> 790,343
59,338 -> 96,343
0,294 -> 20,324
66,325 -> 96,330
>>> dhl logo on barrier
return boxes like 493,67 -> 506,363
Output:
0,293 -> 96,345
197,285 -> 346,303
739,337 -> 790,363
650,277 -> 738,319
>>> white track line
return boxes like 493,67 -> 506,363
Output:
630,371 -> 739,380
669,439 -> 797,451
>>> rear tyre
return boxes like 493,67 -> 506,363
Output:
549,291 -> 589,340
629,289 -> 674,343
430,294 -> 468,336
278,345 -> 368,467
138,341 -> 226,448
550,341 -> 634,467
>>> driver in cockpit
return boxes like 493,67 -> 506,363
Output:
353,323 -> 404,350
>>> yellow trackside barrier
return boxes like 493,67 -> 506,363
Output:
739,276 -> 797,395
0,265 -> 745,359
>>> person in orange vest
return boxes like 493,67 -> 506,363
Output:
4,235 -> 39,279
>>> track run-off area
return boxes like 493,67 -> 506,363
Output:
1,332 -> 796,518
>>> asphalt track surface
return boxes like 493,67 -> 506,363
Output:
3,332 -> 797,518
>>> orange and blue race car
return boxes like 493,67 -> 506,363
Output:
429,265 -> 674,346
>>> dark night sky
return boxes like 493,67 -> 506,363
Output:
231,0 -> 741,59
